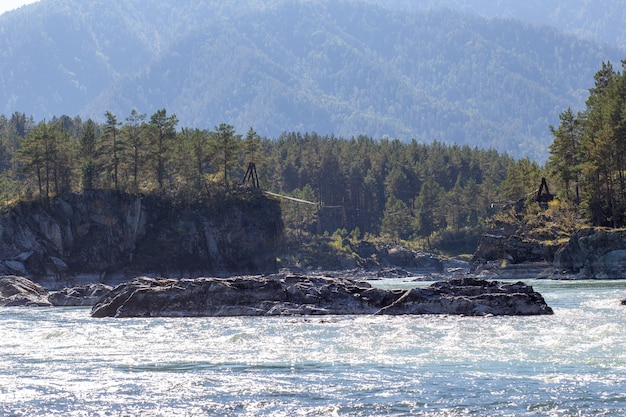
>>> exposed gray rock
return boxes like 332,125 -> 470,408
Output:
48,283 -> 113,306
0,190 -> 282,287
554,228 -> 626,278
381,246 -> 444,272
473,233 -> 557,265
472,261 -> 555,280
376,267 -> 411,278
3,260 -> 27,275
0,275 -> 52,306
377,277 -> 553,316
91,274 -> 553,318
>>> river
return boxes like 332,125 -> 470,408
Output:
1,279 -> 626,416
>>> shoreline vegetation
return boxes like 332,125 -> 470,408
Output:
0,60 -> 626,280
0,110 -> 577,262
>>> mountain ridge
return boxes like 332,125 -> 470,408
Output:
1,0 -> 623,161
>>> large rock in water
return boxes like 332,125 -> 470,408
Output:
0,275 -> 52,306
0,275 -> 112,307
91,274 -> 553,318
0,189 -> 282,287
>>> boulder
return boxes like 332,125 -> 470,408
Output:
0,275 -> 52,306
381,246 -> 444,272
91,274 -> 553,318
48,283 -> 113,306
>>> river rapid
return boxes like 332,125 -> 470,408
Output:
1,279 -> 626,416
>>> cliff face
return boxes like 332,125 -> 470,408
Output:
472,233 -> 558,265
554,228 -> 626,278
0,190 -> 283,288
472,226 -> 626,279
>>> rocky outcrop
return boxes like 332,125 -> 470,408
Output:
472,233 -> 557,265
0,276 -> 116,307
377,277 -> 552,315
0,275 -> 52,306
48,284 -> 112,306
0,190 -> 282,288
290,239 -> 445,274
554,228 -> 626,278
380,246 -> 443,271
91,274 -> 553,318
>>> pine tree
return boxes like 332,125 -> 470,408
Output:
80,119 -> 99,190
123,109 -> 147,192
14,121 -> 47,197
548,108 -> 582,203
211,123 -> 241,188
103,111 -> 122,190
148,109 -> 178,192
174,128 -> 211,196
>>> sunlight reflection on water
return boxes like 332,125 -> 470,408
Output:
0,279 -> 626,415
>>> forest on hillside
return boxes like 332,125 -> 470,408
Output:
1,0 -> 622,162
0,108 -> 548,255
1,59 -> 624,257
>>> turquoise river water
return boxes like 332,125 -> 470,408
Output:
1,279 -> 626,416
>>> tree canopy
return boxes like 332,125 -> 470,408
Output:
0,109 -> 546,253
548,60 -> 626,227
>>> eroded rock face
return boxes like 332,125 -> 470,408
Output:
473,233 -> 557,265
554,228 -> 626,278
0,276 -> 115,307
0,190 -> 282,287
91,274 -> 553,318
377,277 -> 553,316
0,275 -> 52,306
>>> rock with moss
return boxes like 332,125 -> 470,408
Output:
472,233 -> 557,265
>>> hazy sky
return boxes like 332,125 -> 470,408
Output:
0,0 -> 40,16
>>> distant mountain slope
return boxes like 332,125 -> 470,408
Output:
380,0 -> 626,50
0,0 -> 623,161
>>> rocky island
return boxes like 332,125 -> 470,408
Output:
89,274 -> 553,318
0,273 -> 553,317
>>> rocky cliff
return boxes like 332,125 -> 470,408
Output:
0,190 -> 283,288
472,233 -> 558,265
473,226 -> 626,279
554,227 -> 626,278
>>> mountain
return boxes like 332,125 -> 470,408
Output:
377,0 -> 626,51
0,0 -> 623,161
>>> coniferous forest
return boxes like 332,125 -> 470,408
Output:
548,60 -> 626,228
3,59 -> 626,257
0,107 -> 543,256
1,0 -> 623,163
